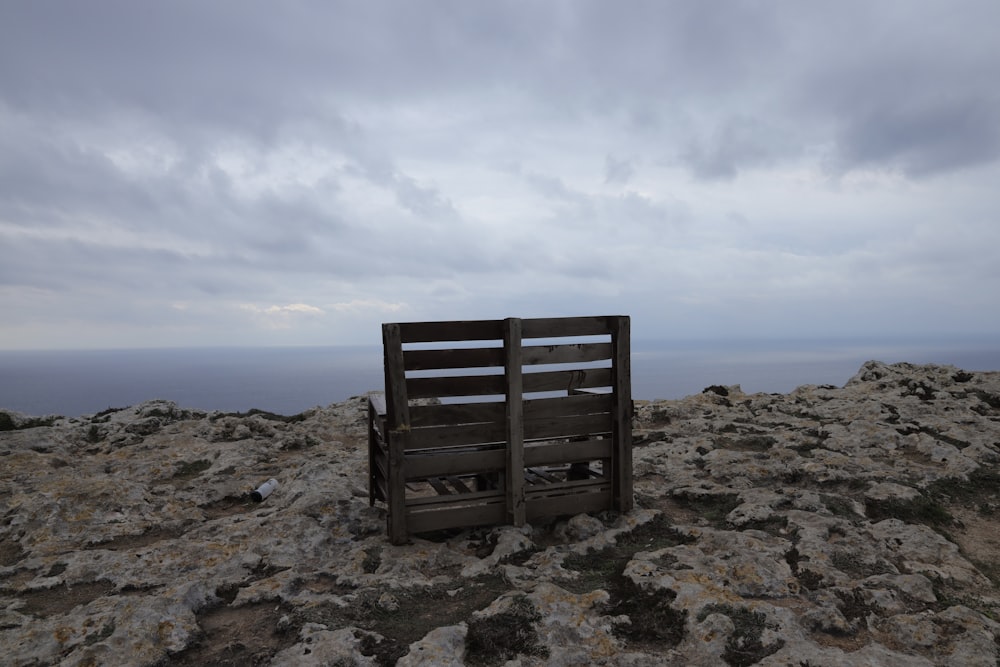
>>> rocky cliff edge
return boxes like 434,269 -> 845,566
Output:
2,361 -> 1000,666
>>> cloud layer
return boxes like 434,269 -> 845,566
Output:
1,1 -> 998,348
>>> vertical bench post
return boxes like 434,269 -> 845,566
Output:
382,323 -> 411,544
611,316 -> 634,512
503,317 -> 526,526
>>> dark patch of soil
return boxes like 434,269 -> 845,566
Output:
201,495 -> 257,520
169,601 -> 299,666
697,603 -> 785,667
84,526 -> 186,551
16,580 -> 116,617
608,577 -> 687,648
0,537 -> 26,566
300,575 -> 511,667
561,513 -> 692,594
465,594 -> 548,666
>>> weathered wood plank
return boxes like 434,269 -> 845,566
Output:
404,421 -> 506,450
524,438 -> 612,466
404,447 -> 505,479
523,393 -> 612,420
372,477 -> 388,502
504,317 -> 526,526
408,401 -> 505,428
382,324 -> 410,430
523,470 -> 546,484
407,394 -> 610,429
427,477 -> 452,495
401,415 -> 612,450
404,438 -> 611,478
403,346 -> 504,371
524,477 -> 612,497
387,429 -> 409,545
407,502 -> 506,534
527,468 -> 559,483
612,315 -> 634,512
406,373 -> 506,399
526,489 -> 612,519
522,367 -> 614,393
368,392 -> 387,417
398,319 -> 503,343
368,397 -> 382,507
521,342 -> 612,365
523,413 -> 613,441
521,316 -> 616,338
447,476 -> 472,494
406,488 -> 504,508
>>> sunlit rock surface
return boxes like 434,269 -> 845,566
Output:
2,361 -> 999,666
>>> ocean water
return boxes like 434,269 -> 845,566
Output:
2,338 -> 999,418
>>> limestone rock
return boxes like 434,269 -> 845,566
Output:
2,363 -> 1000,665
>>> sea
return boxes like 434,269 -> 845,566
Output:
2,338 -> 999,418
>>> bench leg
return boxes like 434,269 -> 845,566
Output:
387,432 -> 408,545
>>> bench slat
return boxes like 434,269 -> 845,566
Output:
402,412 -> 611,450
406,488 -> 504,508
523,367 -> 613,393
524,413 -> 613,441
403,342 -> 610,371
523,393 -> 612,420
402,437 -> 610,479
407,501 -> 506,534
522,342 -> 612,365
526,488 -> 612,519
447,476 -> 472,494
405,447 -> 506,479
427,477 -> 452,495
403,346 -> 504,371
521,316 -> 621,339
406,374 -> 506,399
409,401 -> 505,428
403,421 -> 506,450
524,438 -> 612,466
407,394 -> 609,429
398,319 -> 503,343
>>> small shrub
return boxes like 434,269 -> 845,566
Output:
673,493 -> 742,527
697,604 -> 784,667
173,459 -> 212,479
0,413 -> 57,431
834,589 -> 875,630
465,595 -> 548,667
734,435 -> 777,452
608,577 -> 686,646
865,495 -> 953,527
361,547 -> 381,574
821,494 -> 861,519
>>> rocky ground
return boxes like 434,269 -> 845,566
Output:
2,360 -> 1000,666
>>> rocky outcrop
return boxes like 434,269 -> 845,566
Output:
1,361 -> 999,666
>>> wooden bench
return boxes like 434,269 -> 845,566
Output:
368,315 -> 633,544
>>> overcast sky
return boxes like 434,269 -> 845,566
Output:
2,1 -> 999,350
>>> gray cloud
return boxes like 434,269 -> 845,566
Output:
1,1 -> 998,348
604,155 -> 635,185
835,96 -> 1000,176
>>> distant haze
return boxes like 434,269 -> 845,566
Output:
1,2 -> 999,350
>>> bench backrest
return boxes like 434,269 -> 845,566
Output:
381,316 -> 631,450
374,315 -> 632,541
